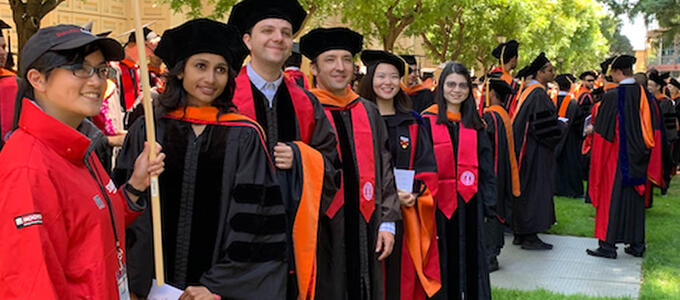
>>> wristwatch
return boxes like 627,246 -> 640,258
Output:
125,182 -> 147,197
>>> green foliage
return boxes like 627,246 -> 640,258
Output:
492,287 -> 632,300
404,0 -> 609,74
339,0 -> 424,51
601,0 -> 680,39
599,15 -> 634,55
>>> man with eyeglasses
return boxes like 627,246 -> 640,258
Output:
400,54 -> 434,113
511,52 -> 564,251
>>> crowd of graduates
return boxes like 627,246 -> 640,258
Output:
0,0 -> 679,299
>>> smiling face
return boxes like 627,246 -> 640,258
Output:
181,53 -> 229,107
28,50 -> 108,128
312,49 -> 354,96
372,63 -> 400,101
243,18 -> 293,68
443,72 -> 469,108
648,80 -> 662,95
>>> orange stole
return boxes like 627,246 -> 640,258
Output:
402,188 -> 441,297
510,84 -> 545,123
557,94 -> 573,118
483,105 -> 520,197
291,142 -> 324,300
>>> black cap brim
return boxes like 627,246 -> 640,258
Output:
51,36 -> 124,61
228,0 -> 307,34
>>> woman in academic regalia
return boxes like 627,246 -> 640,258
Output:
357,50 -> 441,300
114,19 -> 288,299
421,62 -> 496,300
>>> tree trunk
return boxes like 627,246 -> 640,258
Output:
9,0 -> 65,66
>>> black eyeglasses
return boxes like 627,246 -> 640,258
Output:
586,79 -> 595,82
444,81 -> 468,89
59,63 -> 118,80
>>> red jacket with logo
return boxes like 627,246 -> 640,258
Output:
0,99 -> 144,299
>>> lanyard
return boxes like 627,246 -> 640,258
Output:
84,154 -> 125,271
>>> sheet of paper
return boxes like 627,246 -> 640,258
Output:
583,114 -> 592,136
147,280 -> 183,300
394,168 -> 416,193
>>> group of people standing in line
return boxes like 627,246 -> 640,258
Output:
1,0 -> 677,299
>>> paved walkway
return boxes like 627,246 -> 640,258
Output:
490,234 -> 642,299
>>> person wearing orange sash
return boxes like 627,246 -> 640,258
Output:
227,2 -> 340,298
401,54 -> 435,113
422,61 -> 495,300
553,74 -> 585,198
481,76 -> 520,273
576,71 -> 596,114
300,27 -> 400,300
357,50 -> 441,300
587,55 -> 653,259
510,52 -> 564,250
0,19 -> 17,143
489,40 -> 521,117
114,19 -> 288,299
647,69 -> 677,196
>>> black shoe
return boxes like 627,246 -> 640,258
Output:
488,257 -> 499,273
521,239 -> 553,250
624,246 -> 644,257
586,248 -> 617,259
513,234 -> 522,245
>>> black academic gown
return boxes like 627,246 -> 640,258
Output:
656,95 -> 677,188
241,81 -> 340,298
577,90 -> 594,180
554,94 -> 585,198
590,83 -> 650,249
482,107 -> 517,260
318,97 -> 401,300
114,110 -> 288,299
410,89 -> 435,113
512,83 -> 564,234
382,111 -> 439,300
424,115 -> 495,300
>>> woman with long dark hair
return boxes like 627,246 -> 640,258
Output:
422,61 -> 495,300
358,50 -> 441,299
0,25 -> 165,298
114,19 -> 288,299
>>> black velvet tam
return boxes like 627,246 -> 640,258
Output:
300,27 -> 363,60
361,49 -> 406,77
227,0 -> 307,35
492,40 -> 519,61
155,18 -> 247,71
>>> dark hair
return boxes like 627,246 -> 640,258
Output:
156,58 -> 238,118
357,63 -> 412,114
434,61 -> 484,130
634,72 -> 648,88
532,63 -> 550,78
13,44 -> 101,131
285,52 -> 302,68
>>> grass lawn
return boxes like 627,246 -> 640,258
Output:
492,180 -> 680,299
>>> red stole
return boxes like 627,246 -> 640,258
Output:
232,66 -> 316,143
119,59 -> 139,110
315,92 -> 376,222
422,105 -> 479,218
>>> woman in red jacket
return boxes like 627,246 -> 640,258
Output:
0,25 -> 164,299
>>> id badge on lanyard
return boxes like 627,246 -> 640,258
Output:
116,246 -> 130,300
